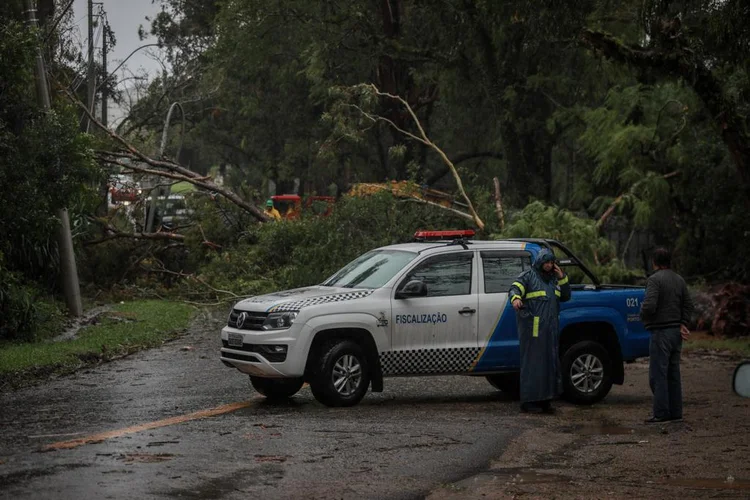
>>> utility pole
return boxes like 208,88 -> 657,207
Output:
86,0 -> 95,132
25,0 -> 83,317
26,0 -> 50,110
96,8 -> 110,217
101,11 -> 107,127
146,102 -> 185,233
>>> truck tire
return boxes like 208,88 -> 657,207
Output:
486,373 -> 520,400
561,340 -> 613,405
309,340 -> 370,407
250,376 -> 304,400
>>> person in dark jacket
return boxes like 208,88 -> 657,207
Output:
640,247 -> 694,423
508,249 -> 571,414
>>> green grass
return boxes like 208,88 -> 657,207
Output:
684,337 -> 750,357
0,300 -> 194,384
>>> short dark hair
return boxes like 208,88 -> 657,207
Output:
652,247 -> 671,268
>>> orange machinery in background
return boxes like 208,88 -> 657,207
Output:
270,194 -> 336,219
270,181 -> 468,220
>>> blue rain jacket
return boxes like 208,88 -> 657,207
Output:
508,249 -> 571,403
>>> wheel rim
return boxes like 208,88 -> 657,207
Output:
570,353 -> 604,394
332,354 -> 362,396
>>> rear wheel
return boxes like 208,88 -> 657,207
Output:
486,373 -> 520,400
561,341 -> 613,405
309,340 -> 370,407
250,376 -> 304,400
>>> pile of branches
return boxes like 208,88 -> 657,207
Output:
710,284 -> 750,338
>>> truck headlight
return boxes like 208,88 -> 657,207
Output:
262,311 -> 298,330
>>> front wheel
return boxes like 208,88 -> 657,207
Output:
309,340 -> 371,407
561,341 -> 613,405
250,376 -> 304,400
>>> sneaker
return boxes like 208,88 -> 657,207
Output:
644,416 -> 670,424
669,416 -> 683,423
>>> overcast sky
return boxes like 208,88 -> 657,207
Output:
72,0 -> 164,90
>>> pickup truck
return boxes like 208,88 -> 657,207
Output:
220,231 -> 649,407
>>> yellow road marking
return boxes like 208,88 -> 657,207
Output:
42,400 -> 254,452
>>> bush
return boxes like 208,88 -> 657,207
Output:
496,201 -> 642,284
196,191 -> 474,297
0,253 -> 65,342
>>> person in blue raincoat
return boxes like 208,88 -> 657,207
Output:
508,249 -> 571,413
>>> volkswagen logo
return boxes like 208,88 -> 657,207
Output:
236,312 -> 248,329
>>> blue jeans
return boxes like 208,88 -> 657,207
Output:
649,328 -> 683,419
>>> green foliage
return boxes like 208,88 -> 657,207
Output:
0,20 -> 100,284
196,193 -> 474,296
496,202 -> 641,284
3,0 -> 745,313
0,252 -> 65,342
0,19 -> 99,339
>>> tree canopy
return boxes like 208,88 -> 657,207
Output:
1,0 -> 749,338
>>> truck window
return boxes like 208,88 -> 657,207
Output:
322,250 -> 417,289
398,253 -> 473,297
481,252 -> 531,293
552,247 -> 594,285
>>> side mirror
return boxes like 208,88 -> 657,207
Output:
733,361 -> 750,398
396,280 -> 427,299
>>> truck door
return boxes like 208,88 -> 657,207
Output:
387,252 -> 478,375
472,251 -> 532,372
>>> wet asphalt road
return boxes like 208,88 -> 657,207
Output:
0,311 -> 533,499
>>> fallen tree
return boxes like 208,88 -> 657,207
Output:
66,89 -> 271,224
348,83 -> 486,231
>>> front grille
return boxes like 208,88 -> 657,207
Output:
227,310 -> 268,330
221,341 -> 287,363
222,351 -> 261,363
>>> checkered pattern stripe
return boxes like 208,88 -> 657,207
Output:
269,290 -> 374,312
379,347 -> 481,375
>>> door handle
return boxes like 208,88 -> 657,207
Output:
458,307 -> 476,315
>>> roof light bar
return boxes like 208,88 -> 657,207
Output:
413,229 -> 476,241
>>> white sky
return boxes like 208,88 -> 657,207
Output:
70,0 -> 167,127
71,0 -> 164,90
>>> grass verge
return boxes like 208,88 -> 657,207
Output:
0,300 -> 194,389
683,337 -> 750,357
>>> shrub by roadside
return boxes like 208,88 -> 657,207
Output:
0,300 -> 194,390
0,258 -> 67,343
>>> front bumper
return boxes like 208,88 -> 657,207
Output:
219,324 -> 307,378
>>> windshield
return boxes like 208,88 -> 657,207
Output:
321,250 -> 417,289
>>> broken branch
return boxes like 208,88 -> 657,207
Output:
493,177 -> 506,231
369,84 -> 485,230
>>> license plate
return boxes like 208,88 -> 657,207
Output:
227,333 -> 243,348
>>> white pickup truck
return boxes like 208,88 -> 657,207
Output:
220,231 -> 649,407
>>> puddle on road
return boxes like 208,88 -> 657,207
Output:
576,425 -> 636,436
562,423 -> 637,436
663,477 -> 750,490
455,468 -> 569,489
118,453 -> 174,464
254,455 -> 290,463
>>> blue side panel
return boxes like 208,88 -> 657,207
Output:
559,288 -> 650,360
471,284 -> 650,373
471,300 -> 520,372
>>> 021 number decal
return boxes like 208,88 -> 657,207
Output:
626,297 -> 640,308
